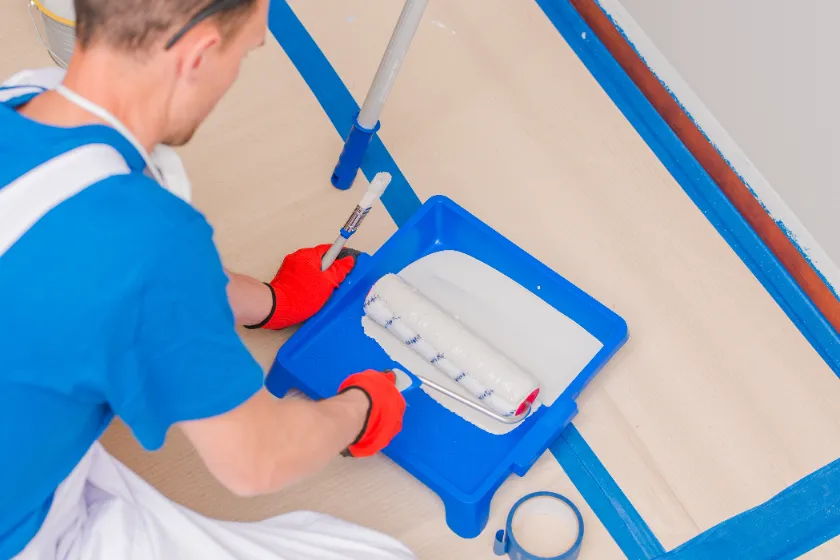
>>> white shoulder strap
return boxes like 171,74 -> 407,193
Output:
1,68 -> 193,205
1,67 -> 65,90
0,144 -> 130,258
0,85 -> 46,103
0,67 -> 64,100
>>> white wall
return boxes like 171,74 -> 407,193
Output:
597,0 -> 840,290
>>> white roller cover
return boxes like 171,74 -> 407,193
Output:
364,273 -> 540,417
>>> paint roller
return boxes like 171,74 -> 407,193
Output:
364,273 -> 541,421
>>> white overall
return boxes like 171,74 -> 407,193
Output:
2,68 -> 415,560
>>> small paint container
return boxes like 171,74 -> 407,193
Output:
494,492 -> 584,560
28,0 -> 76,68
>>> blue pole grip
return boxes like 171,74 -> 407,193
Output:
331,115 -> 381,190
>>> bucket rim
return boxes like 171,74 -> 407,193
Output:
31,0 -> 75,28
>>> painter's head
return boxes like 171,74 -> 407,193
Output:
73,0 -> 269,145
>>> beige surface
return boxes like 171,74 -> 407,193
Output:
4,1 -> 840,558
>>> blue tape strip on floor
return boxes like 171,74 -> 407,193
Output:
535,0 -> 840,377
267,1 -> 422,227
551,426 -> 665,560
657,458 -> 840,560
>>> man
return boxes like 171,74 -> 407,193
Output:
0,0 -> 413,558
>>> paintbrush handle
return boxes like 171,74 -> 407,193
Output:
321,173 -> 392,271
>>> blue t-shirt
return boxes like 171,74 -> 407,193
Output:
0,88 -> 265,557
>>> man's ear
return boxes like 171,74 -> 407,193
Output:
177,34 -> 221,77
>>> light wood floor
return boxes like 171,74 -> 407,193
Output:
3,2 -> 839,558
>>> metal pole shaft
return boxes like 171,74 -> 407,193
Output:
413,371 -> 533,425
356,0 -> 429,129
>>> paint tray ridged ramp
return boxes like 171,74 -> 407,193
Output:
266,195 -> 629,538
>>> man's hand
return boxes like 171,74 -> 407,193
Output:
242,244 -> 359,330
338,370 -> 406,457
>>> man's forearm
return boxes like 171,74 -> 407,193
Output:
181,388 -> 369,497
225,269 -> 273,326
249,389 -> 369,491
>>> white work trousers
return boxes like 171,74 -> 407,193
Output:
14,442 -> 416,560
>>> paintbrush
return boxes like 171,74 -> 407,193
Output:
321,172 -> 391,271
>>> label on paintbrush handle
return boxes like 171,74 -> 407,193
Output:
341,205 -> 372,237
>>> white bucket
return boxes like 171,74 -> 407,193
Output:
28,0 -> 76,68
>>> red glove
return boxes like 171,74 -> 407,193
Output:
245,245 -> 357,330
338,370 -> 406,458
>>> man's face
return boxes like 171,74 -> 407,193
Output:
163,0 -> 269,146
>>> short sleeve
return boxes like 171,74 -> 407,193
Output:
114,215 -> 264,450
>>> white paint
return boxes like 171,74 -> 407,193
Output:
510,496 -> 581,557
392,367 -> 415,392
431,20 -> 456,35
595,0 -> 840,294
362,251 -> 603,434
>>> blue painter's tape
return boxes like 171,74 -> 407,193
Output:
534,0 -> 840,376
267,1 -> 422,226
657,458 -> 840,560
551,426 -> 665,560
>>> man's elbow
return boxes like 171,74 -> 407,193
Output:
179,392 -> 324,497
215,455 -> 301,498
221,472 -> 268,498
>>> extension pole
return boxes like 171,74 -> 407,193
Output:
330,0 -> 429,190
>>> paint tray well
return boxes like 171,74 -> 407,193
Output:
265,195 -> 628,538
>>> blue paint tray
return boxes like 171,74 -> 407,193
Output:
265,195 -> 628,538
